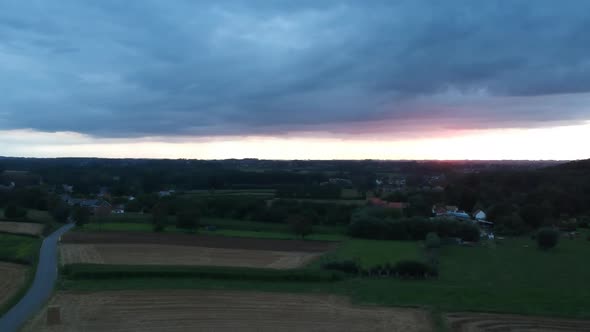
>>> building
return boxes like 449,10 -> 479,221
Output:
473,209 -> 487,220
79,199 -> 112,216
368,197 -> 408,209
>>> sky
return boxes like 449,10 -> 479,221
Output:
0,0 -> 589,160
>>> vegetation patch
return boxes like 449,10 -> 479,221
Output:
0,233 -> 41,264
62,264 -> 346,282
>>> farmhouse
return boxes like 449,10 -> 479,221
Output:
473,209 -> 487,220
79,199 -> 112,216
368,197 -> 408,209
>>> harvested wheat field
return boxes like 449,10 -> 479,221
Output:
60,243 -> 320,268
0,262 -> 27,307
23,290 -> 432,332
62,231 -> 337,252
0,221 -> 44,236
447,312 -> 590,331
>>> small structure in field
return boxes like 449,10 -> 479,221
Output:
47,305 -> 61,325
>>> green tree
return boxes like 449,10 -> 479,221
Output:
287,214 -> 313,239
151,203 -> 167,232
176,205 -> 200,232
425,232 -> 441,249
536,227 -> 559,250
50,202 -> 71,223
4,203 -> 27,219
73,206 -> 91,226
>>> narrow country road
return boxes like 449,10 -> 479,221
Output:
0,223 -> 74,332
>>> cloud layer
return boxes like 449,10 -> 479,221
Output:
1,0 -> 589,138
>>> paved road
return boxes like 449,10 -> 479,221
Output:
0,223 -> 74,332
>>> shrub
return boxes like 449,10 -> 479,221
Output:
321,260 -> 360,274
3,203 -> 27,219
287,214 -> 313,239
393,260 -> 437,278
62,264 -> 346,282
536,227 -> 559,250
348,214 -> 479,242
425,232 -> 441,249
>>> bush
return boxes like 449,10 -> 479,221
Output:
62,264 -> 346,282
536,227 -> 559,250
321,260 -> 360,274
393,260 -> 438,278
3,204 -> 27,219
425,232 -> 441,249
348,213 -> 479,242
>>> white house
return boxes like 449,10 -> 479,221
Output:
473,209 -> 487,220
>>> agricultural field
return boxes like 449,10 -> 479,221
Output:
80,222 -> 348,241
0,208 -> 53,224
60,231 -> 336,269
60,232 -> 590,320
87,215 -> 347,235
23,290 -> 432,332
0,262 -> 28,309
446,312 -> 590,331
60,244 -> 321,269
311,239 -> 421,268
0,233 -> 41,264
0,221 -> 44,237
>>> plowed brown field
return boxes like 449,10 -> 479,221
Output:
23,290 -> 432,332
447,312 -> 590,331
0,262 -> 27,307
60,244 -> 320,269
62,231 -> 337,252
0,222 -> 44,236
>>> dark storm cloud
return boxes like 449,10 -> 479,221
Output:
0,0 -> 589,137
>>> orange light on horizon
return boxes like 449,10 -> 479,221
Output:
0,122 -> 589,160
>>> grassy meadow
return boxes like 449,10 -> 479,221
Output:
0,234 -> 42,264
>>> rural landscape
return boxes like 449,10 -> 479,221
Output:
2,1 -> 590,331
0,157 -> 590,331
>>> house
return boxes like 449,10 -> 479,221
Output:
473,209 -> 487,220
432,204 -> 471,220
445,205 -> 459,213
79,199 -> 112,216
62,184 -> 73,193
158,190 -> 175,197
112,204 -> 125,214
368,197 -> 408,209
0,182 -> 15,191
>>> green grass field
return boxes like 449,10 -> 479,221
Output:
76,223 -> 348,241
61,232 -> 590,319
310,239 -> 421,268
88,214 -> 347,234
0,233 -> 41,264
0,208 -> 53,224
79,222 -> 348,241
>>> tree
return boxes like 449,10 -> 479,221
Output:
519,204 -> 544,228
425,232 -> 441,249
536,227 -> 559,250
50,202 -> 71,223
176,205 -> 200,232
4,203 -> 27,219
287,214 -> 313,239
73,206 -> 91,226
151,202 -> 167,232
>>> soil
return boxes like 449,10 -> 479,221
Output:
447,312 -> 590,331
0,262 -> 27,307
60,244 -> 321,269
23,290 -> 432,332
0,222 -> 44,236
62,231 -> 338,252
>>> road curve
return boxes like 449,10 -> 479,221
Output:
0,223 -> 74,332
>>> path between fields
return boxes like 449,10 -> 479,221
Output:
0,223 -> 74,332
